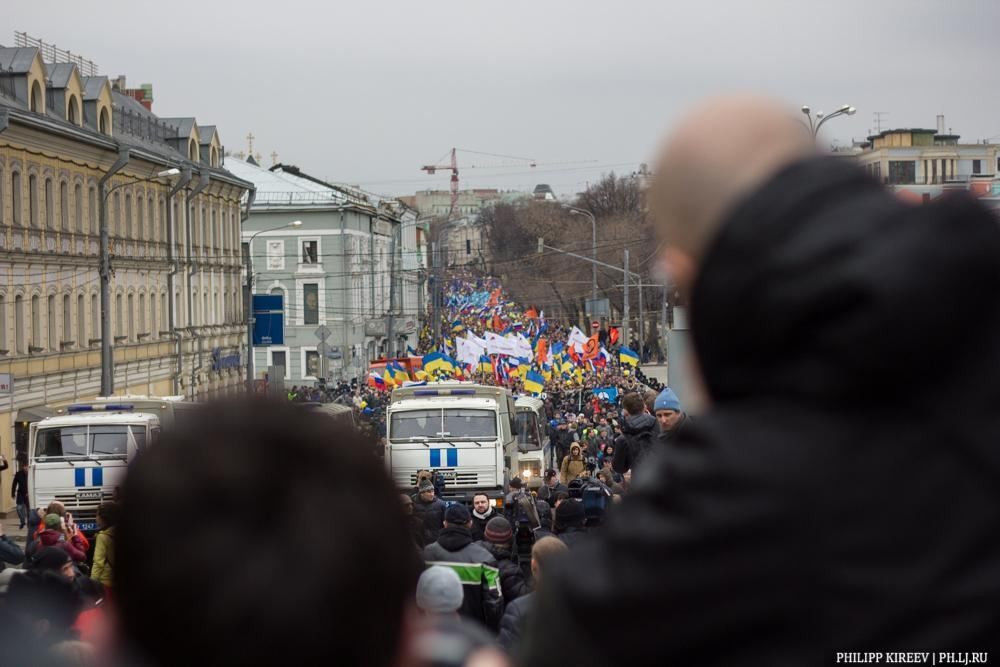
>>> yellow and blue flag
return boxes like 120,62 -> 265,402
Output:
388,362 -> 408,384
478,355 -> 494,374
619,346 -> 640,367
524,370 -> 545,395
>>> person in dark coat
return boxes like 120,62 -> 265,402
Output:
469,493 -> 498,542
411,479 -> 446,545
499,536 -> 568,655
524,96 -> 1000,665
535,470 -> 567,506
652,387 -> 692,446
552,499 -> 588,549
478,517 -> 529,604
531,500 -> 556,541
423,504 -> 504,631
400,494 -> 426,550
610,392 -> 659,475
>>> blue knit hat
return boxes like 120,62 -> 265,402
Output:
654,388 -> 682,413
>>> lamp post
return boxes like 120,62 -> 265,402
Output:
801,104 -> 856,138
561,205 -> 597,304
99,166 -> 181,396
245,220 -> 302,392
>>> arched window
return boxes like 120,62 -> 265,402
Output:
128,293 -> 135,341
0,294 -> 6,352
68,95 -> 81,126
139,293 -> 146,336
88,186 -> 97,235
210,146 -> 219,167
44,178 -> 54,229
160,293 -> 168,336
28,174 -> 38,228
11,171 -> 21,227
74,184 -> 83,233
62,294 -> 71,345
125,193 -> 133,239
150,292 -> 157,337
47,294 -> 55,350
60,181 -> 69,231
148,196 -> 155,241
77,293 -> 84,346
31,295 -> 40,349
115,293 -> 123,339
188,139 -> 198,162
14,295 -> 24,354
29,80 -> 43,113
90,293 -> 98,344
112,192 -> 121,237
99,107 -> 110,136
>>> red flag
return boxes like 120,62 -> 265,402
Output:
609,327 -> 620,345
536,338 -> 549,366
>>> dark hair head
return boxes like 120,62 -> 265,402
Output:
116,397 -> 420,667
622,392 -> 645,416
97,501 -> 121,529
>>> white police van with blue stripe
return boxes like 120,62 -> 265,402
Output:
29,404 -> 159,533
386,382 -> 517,504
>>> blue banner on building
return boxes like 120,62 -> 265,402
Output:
252,294 -> 284,346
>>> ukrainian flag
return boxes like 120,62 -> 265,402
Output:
619,346 -> 640,367
451,320 -> 465,334
423,352 -> 454,376
383,370 -> 396,388
523,370 -> 545,395
388,362 -> 408,384
478,355 -> 494,374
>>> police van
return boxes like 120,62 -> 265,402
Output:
386,382 -> 517,504
29,404 -> 160,533
513,397 -> 546,491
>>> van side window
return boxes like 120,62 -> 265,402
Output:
35,426 -> 88,458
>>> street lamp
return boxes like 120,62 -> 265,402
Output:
245,220 -> 302,392
99,165 -> 182,396
801,103 -> 856,137
561,204 -> 597,305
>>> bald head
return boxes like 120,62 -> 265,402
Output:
651,96 -> 817,293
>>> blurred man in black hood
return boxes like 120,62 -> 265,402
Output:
610,392 -> 658,476
525,95 -> 1000,665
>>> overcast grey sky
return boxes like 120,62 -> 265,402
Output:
7,1 -> 999,196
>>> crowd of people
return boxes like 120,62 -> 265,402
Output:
3,95 -> 1000,665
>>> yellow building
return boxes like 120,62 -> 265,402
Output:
0,44 -> 252,513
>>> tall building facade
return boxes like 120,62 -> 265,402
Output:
0,40 -> 252,512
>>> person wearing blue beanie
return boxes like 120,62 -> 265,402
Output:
653,387 -> 689,441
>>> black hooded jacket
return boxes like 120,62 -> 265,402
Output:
524,158 -> 1000,665
611,413 -> 659,474
423,526 -> 504,630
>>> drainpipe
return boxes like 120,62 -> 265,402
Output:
186,171 -> 210,399
241,188 -> 256,391
339,207 -> 347,379
167,167 -> 192,395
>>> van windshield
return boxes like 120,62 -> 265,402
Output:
34,425 -> 138,459
390,408 -> 497,442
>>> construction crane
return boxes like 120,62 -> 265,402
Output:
421,148 -> 595,219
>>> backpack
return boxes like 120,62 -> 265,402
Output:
568,478 -> 612,525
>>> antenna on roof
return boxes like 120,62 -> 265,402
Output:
13,31 -> 100,77
873,111 -> 888,133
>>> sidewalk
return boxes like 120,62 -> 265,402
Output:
1,511 -> 29,547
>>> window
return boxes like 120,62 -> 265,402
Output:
302,240 -> 318,264
77,294 -> 84,347
271,350 -> 287,374
34,426 -> 88,459
28,174 -> 37,227
466,239 -> 471,255
304,349 -> 320,378
12,171 -> 21,226
113,192 -> 121,237
14,296 -> 24,354
47,295 -> 55,350
887,161 -> 916,185
128,294 -> 135,341
60,181 -> 69,231
29,80 -> 43,113
116,294 -> 123,339
45,178 -> 54,229
91,426 -> 131,458
303,283 -> 319,324
972,159 -> 982,175
137,194 -> 144,240
139,293 -> 146,335
125,193 -> 133,238
0,295 -> 6,352
74,184 -> 83,233
68,95 -> 80,126
62,294 -> 71,344
99,107 -> 110,136
90,294 -> 98,345
203,292 -> 208,326
211,209 -> 217,251
31,295 -> 40,349
89,187 -> 97,234
148,197 -> 155,241
161,294 -> 168,336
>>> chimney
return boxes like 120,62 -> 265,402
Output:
112,75 -> 127,92
936,114 -> 945,134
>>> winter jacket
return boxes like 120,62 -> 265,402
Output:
29,529 -> 87,563
498,591 -> 534,652
555,526 -> 589,550
524,157 -> 1000,665
610,413 -> 658,475
470,508 -> 498,542
559,446 -> 586,485
536,481 -> 568,505
90,527 -> 114,587
423,526 -> 504,630
0,534 -> 24,569
11,470 -> 28,504
411,493 -> 447,544
479,541 -> 529,603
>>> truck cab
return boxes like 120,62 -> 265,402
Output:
385,382 -> 517,504
512,397 -> 546,490
29,406 -> 160,533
